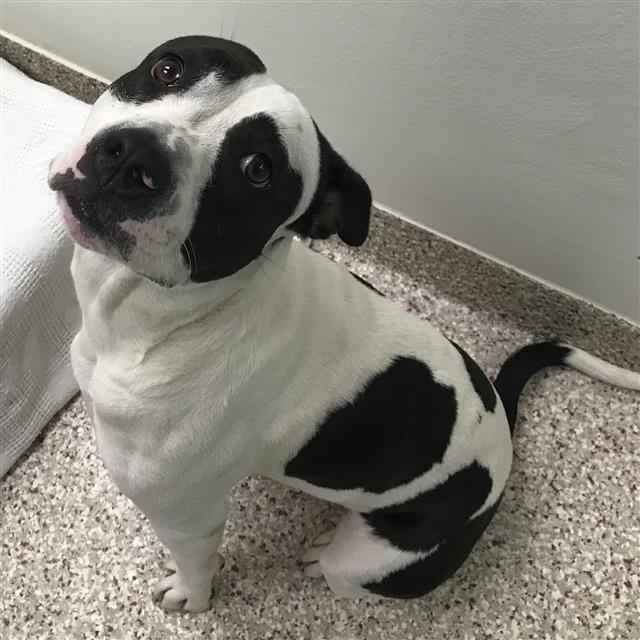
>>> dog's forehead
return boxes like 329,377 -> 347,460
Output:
111,35 -> 266,104
90,73 -> 301,133
86,36 -> 314,154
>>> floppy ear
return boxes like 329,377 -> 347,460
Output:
289,127 -> 372,246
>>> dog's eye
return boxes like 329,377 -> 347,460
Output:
151,57 -> 184,86
240,154 -> 272,188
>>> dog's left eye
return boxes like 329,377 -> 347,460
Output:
240,154 -> 272,188
151,57 -> 184,86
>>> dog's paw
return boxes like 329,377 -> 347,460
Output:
153,564 -> 212,612
301,530 -> 334,579
161,557 -> 178,573
153,573 -> 212,612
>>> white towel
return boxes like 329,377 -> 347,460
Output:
1,59 -> 90,476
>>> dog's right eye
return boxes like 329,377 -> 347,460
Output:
240,153 -> 272,188
151,57 -> 184,86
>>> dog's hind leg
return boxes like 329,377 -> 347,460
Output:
301,510 -> 423,598
301,530 -> 337,578
303,501 -> 501,599
361,502 -> 500,598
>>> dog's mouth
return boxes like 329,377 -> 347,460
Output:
54,190 -> 136,258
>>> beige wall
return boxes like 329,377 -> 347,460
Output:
3,1 -> 638,320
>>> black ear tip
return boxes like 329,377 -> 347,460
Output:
340,230 -> 369,247
337,169 -> 372,246
338,206 -> 371,246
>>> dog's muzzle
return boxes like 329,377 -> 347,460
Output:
48,125 -> 177,257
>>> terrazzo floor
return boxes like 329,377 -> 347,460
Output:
2,210 -> 639,640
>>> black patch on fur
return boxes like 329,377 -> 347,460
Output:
110,36 -> 266,103
449,340 -> 497,412
363,498 -> 501,599
350,272 -> 383,296
285,357 -> 457,493
288,125 -> 371,246
364,462 -> 493,552
494,341 -> 571,433
184,114 -> 303,281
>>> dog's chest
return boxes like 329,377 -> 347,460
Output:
68,249 -> 260,503
71,327 -> 262,517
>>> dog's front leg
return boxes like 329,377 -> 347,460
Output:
150,497 -> 228,612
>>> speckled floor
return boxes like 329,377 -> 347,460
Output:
2,210 -> 639,640
2,34 -> 640,640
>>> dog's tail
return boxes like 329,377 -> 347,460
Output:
494,342 -> 640,435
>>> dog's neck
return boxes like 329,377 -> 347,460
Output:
71,238 -> 297,358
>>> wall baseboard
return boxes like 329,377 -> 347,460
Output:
374,201 -> 639,328
0,29 -> 110,83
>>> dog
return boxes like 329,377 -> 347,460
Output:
48,36 -> 640,611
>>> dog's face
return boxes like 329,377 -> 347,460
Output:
49,36 -> 371,285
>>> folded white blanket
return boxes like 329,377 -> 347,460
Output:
1,59 -> 90,476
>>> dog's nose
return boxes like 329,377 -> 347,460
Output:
93,128 -> 170,196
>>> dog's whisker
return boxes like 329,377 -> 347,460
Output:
255,255 -> 273,284
178,244 -> 198,323
181,241 -> 192,273
186,236 -> 199,275
260,251 -> 290,275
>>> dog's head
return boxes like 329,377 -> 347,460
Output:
48,36 -> 371,285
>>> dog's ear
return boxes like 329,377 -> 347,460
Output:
289,127 -> 372,246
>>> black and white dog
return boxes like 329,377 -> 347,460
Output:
48,36 -> 639,611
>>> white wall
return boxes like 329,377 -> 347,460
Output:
3,1 -> 639,320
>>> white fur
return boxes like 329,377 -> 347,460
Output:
563,345 -> 640,390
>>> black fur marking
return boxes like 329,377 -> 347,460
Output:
350,272 -> 383,296
494,341 -> 570,433
285,357 -> 457,493
363,498 -> 501,599
364,462 -> 493,552
184,114 -> 303,281
110,36 -> 266,104
449,340 -> 497,412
